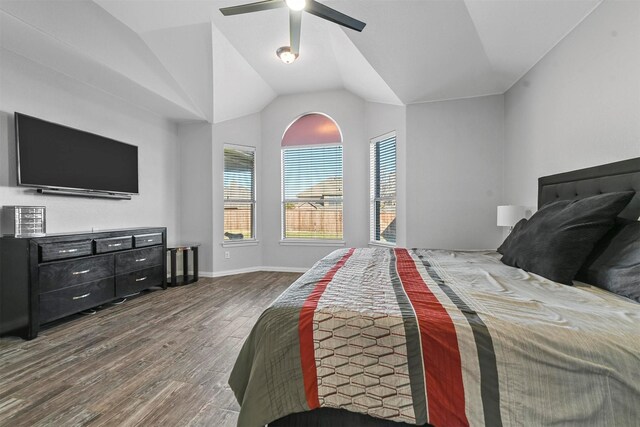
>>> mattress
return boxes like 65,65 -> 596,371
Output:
229,248 -> 640,427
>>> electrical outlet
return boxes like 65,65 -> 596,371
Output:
225,251 -> 230,259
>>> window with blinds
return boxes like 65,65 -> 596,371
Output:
370,133 -> 396,245
224,145 -> 255,241
282,145 -> 343,240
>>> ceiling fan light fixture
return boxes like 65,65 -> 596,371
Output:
276,46 -> 298,64
285,0 -> 306,11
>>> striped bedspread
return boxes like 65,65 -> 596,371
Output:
229,248 -> 640,427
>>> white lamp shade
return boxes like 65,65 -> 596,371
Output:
497,205 -> 526,227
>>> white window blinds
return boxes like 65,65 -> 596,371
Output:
282,145 -> 343,240
224,146 -> 255,241
370,133 -> 396,244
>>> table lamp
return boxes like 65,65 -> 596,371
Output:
497,205 -> 526,232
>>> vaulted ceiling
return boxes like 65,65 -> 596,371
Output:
0,0 -> 602,123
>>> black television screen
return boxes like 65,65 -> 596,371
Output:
16,113 -> 139,195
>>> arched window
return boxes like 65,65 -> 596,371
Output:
281,113 -> 343,241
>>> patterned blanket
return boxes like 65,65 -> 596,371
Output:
229,248 -> 640,427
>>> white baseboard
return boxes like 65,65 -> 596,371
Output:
259,266 -> 308,273
199,268 -> 253,278
199,266 -> 307,278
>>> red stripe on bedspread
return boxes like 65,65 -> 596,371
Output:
394,248 -> 469,427
299,248 -> 356,410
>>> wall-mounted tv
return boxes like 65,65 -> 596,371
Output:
16,113 -> 139,196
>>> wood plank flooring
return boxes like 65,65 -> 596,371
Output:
0,271 -> 301,426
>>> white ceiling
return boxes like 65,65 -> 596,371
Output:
0,0 -> 602,123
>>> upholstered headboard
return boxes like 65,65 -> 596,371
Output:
538,157 -> 640,221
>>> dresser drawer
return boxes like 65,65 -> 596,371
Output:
134,233 -> 163,248
115,247 -> 163,274
95,236 -> 132,254
39,255 -> 114,293
40,278 -> 115,324
116,266 -> 164,296
40,240 -> 93,262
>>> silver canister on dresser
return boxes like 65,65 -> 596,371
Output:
1,206 -> 46,236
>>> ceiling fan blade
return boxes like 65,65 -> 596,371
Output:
305,0 -> 366,32
220,0 -> 285,16
290,10 -> 302,54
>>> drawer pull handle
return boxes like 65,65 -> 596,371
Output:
135,276 -> 147,282
72,269 -> 91,275
135,258 -> 147,262
72,293 -> 91,300
147,239 -> 154,242
108,243 -> 123,247
59,249 -> 79,254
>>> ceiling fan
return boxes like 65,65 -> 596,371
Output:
220,0 -> 366,63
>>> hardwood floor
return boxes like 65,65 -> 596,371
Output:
0,271 -> 301,426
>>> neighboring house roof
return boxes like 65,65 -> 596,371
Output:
295,177 -> 343,199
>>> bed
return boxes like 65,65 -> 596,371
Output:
229,158 -> 640,427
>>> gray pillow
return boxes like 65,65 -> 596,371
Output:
577,219 -> 640,302
500,191 -> 635,285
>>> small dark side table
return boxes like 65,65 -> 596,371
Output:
167,243 -> 200,286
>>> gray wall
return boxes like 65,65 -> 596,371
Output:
178,122 -> 213,272
504,0 -> 640,209
178,113 -> 262,275
0,48 -> 181,242
406,95 -> 506,250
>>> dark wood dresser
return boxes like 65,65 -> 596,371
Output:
0,227 -> 166,339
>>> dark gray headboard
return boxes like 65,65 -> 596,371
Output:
538,157 -> 640,221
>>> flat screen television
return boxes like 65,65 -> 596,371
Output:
16,113 -> 139,195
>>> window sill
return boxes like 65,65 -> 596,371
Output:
368,241 -> 396,248
221,240 -> 259,247
279,239 -> 346,247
